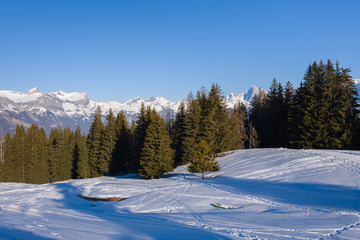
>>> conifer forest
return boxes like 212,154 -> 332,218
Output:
0,60 -> 359,184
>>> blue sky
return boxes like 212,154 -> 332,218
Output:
1,0 -> 359,102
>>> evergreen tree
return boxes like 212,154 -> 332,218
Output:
172,101 -> 186,166
283,81 -> 295,147
33,127 -> 50,183
133,103 -> 152,172
139,109 -> 174,179
249,89 -> 270,147
1,132 -> 13,182
208,83 -> 233,153
99,108 -> 116,175
87,106 -> 104,177
188,140 -> 220,180
230,102 -> 248,149
74,126 -> 89,179
25,124 -> 39,183
111,110 -> 133,173
12,125 -> 27,182
182,95 -> 201,163
289,60 -> 359,149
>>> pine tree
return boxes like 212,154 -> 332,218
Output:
289,60 -> 359,149
33,127 -> 50,183
182,95 -> 201,164
283,81 -> 294,147
248,121 -> 260,148
25,124 -> 39,183
87,106 -> 104,177
99,108 -> 116,175
208,83 -> 232,153
188,140 -> 220,180
1,132 -> 12,182
12,125 -> 27,182
139,109 -> 174,179
250,89 -> 270,148
230,102 -> 248,149
73,126 -> 89,179
133,103 -> 152,172
172,101 -> 186,166
111,110 -> 133,173
59,126 -> 75,180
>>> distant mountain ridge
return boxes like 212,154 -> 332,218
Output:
0,86 -> 261,135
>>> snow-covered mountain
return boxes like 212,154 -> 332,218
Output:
0,86 -> 260,135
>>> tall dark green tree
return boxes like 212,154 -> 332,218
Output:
289,60 -> 359,149
249,89 -> 270,148
12,125 -> 27,182
111,110 -> 133,173
230,102 -> 248,149
1,132 -> 13,182
139,109 -> 174,179
99,108 -> 116,175
133,103 -> 152,172
172,101 -> 187,166
182,95 -> 201,164
87,106 -> 104,177
73,126 -> 89,179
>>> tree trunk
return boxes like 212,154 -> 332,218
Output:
202,172 -> 204,180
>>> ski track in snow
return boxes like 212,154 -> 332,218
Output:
1,148 -> 360,239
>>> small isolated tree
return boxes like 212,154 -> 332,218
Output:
188,140 -> 220,180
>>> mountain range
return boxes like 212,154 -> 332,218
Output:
0,86 -> 261,135
1,79 -> 359,136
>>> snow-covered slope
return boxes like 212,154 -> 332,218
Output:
1,148 -> 360,239
0,86 -> 260,134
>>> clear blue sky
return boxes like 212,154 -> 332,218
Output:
1,0 -> 359,102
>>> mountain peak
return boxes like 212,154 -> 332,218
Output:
28,87 -> 40,93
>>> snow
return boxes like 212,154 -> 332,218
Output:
0,88 -> 43,103
1,148 -> 360,239
50,91 -> 88,102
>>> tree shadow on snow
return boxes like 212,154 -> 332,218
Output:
52,182 -> 232,240
205,177 -> 360,211
0,227 -> 53,240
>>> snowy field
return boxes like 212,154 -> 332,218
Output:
1,149 -> 360,239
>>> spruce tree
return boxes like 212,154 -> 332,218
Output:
33,127 -> 50,183
230,102 -> 248,149
12,125 -> 27,182
99,108 -> 116,175
87,106 -> 104,177
74,126 -> 89,179
111,110 -> 133,173
182,96 -> 201,164
1,132 -> 12,182
289,60 -> 359,149
133,103 -> 152,172
188,140 -> 220,180
249,89 -> 270,148
172,101 -> 186,166
139,109 -> 174,179
25,124 -> 39,183
208,83 -> 233,153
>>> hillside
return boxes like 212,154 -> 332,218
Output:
1,148 -> 359,239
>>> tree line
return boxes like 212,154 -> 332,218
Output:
250,60 -> 359,149
0,60 -> 359,184
0,83 -> 246,183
